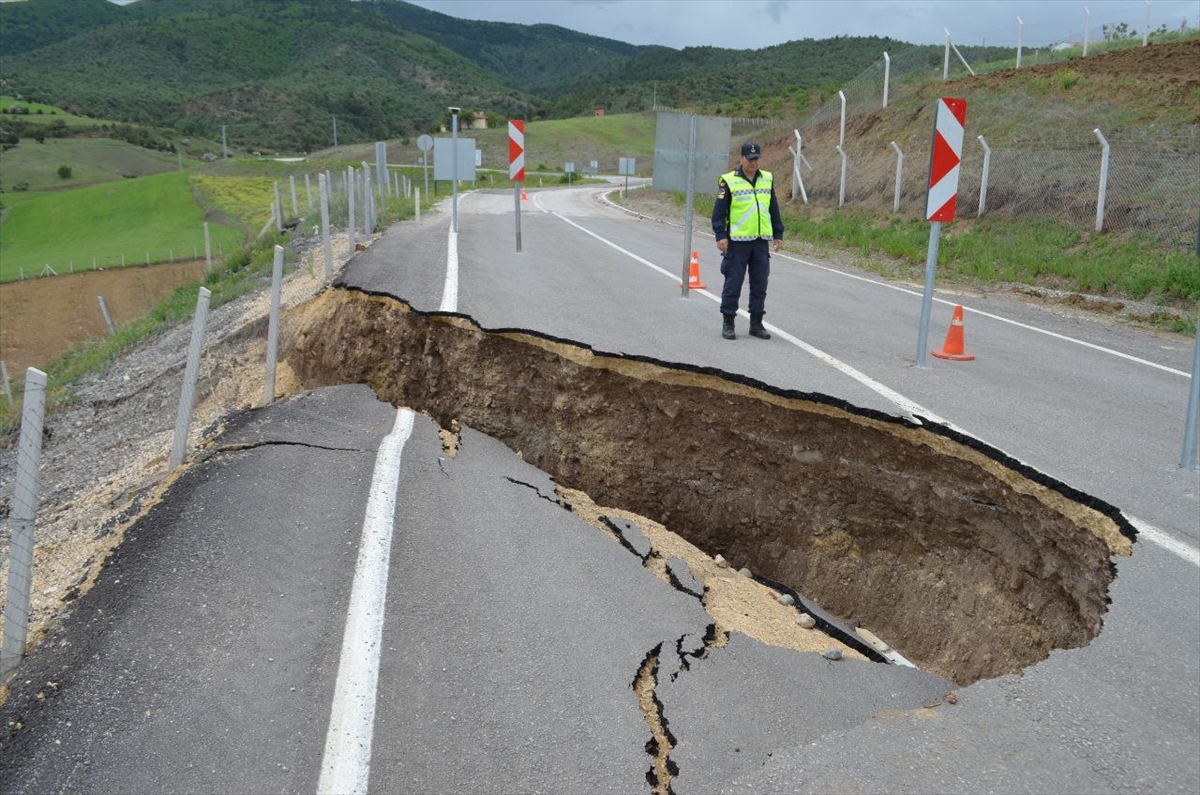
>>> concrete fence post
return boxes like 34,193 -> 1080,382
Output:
1,367 -> 47,675
265,246 -> 284,405
319,173 -> 333,280
0,361 -> 12,406
416,188 -> 421,222
273,182 -> 284,233
204,222 -> 212,270
170,288 -> 212,469
891,141 -> 904,213
347,168 -> 357,252
305,174 -> 314,214
836,145 -> 848,207
289,175 -> 299,217
883,52 -> 891,108
1093,128 -> 1110,232
97,295 -> 117,336
977,135 -> 992,216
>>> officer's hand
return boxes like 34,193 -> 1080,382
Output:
773,239 -> 783,252
717,238 -> 729,254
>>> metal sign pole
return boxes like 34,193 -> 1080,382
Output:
916,222 -> 942,368
514,182 -> 522,253
450,110 -> 460,233
680,115 -> 698,298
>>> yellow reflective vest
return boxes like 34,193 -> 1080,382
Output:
721,169 -> 774,241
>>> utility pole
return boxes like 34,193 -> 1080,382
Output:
332,115 -> 338,147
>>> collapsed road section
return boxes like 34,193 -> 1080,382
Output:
278,286 -> 1136,686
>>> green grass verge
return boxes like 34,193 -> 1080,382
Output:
0,170 -> 243,280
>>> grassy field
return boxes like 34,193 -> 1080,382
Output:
0,171 -> 243,280
0,136 -> 184,192
0,95 -> 107,126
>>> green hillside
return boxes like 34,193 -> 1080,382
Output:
0,170 -> 242,279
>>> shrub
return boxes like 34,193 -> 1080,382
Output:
57,165 -> 72,179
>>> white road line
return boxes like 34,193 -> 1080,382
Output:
439,228 -> 459,313
774,252 -> 1191,378
599,187 -> 1187,378
550,210 -> 952,427
318,408 -> 415,795
552,209 -> 1200,568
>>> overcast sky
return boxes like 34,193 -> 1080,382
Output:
406,0 -> 1196,49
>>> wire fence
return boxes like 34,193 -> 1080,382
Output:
783,36 -> 1200,250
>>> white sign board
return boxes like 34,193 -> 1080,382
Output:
618,157 -> 636,175
652,112 -> 732,194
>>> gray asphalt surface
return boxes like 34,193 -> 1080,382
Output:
2,180 -> 1196,794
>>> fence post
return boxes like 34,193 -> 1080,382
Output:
944,29 -> 951,79
97,295 -> 116,336
347,168 -> 357,252
0,360 -> 12,407
836,145 -> 848,207
1143,0 -> 1150,46
891,141 -> 904,213
883,52 -> 891,108
305,173 -> 314,214
273,182 -> 283,233
289,175 -> 299,217
170,288 -> 211,469
265,246 -> 284,405
415,188 -> 421,222
1,367 -> 48,676
1181,214 -> 1200,470
838,91 -> 847,147
1084,7 -> 1091,56
319,173 -> 333,280
977,135 -> 992,216
1016,16 -> 1024,67
204,222 -> 212,270
788,130 -> 810,204
1093,128 -> 1110,232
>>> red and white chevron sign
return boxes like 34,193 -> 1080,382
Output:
508,119 -> 525,181
925,97 -> 967,222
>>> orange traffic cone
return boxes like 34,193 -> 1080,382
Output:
521,186 -> 528,201
680,250 -> 707,289
932,304 -> 975,361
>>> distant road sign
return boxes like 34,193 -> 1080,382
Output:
564,162 -> 575,173
618,157 -> 636,175
926,97 -> 967,222
417,134 -> 433,152
508,120 -> 525,181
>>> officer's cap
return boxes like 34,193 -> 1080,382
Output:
741,142 -> 761,159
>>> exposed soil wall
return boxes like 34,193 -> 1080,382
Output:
281,287 -> 1134,685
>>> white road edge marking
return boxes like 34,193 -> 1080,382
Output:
550,210 -> 950,426
554,209 -> 1200,568
317,408 -> 416,795
439,228 -> 459,313
600,187 -> 1189,378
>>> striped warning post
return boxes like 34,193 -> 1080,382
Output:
508,120 -> 525,182
925,97 -> 967,222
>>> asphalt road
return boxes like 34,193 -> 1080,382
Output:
2,180 -> 1197,794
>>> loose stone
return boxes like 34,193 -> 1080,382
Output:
714,554 -> 729,568
738,567 -> 752,578
823,648 -> 842,661
777,593 -> 795,606
796,613 -> 816,629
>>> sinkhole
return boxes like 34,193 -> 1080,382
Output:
278,286 -> 1135,686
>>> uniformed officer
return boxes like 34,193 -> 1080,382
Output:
711,142 -> 784,340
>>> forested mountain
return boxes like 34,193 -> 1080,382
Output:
0,0 -> 1005,151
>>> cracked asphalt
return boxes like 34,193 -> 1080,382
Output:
0,384 -> 948,793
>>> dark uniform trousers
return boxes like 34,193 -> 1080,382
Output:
720,239 -> 770,317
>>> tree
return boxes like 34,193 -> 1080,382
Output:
57,164 -> 72,179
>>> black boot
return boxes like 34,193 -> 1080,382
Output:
749,314 -> 771,339
722,314 -> 736,340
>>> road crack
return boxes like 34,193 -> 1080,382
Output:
633,643 -> 678,795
